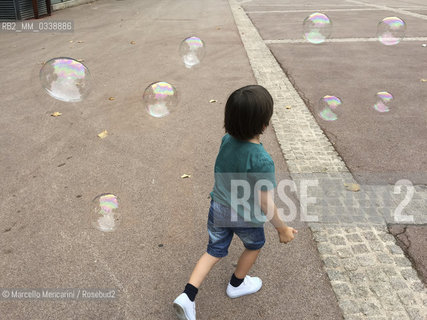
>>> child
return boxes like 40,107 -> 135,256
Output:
173,85 -> 298,320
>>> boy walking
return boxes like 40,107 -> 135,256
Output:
173,85 -> 297,320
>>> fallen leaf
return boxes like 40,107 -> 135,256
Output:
344,183 -> 360,192
420,79 -> 427,82
77,40 -> 84,43
51,112 -> 62,117
97,130 -> 108,139
69,40 -> 74,43
108,97 -> 115,101
181,174 -> 191,179
209,99 -> 217,103
130,41 -> 136,45
285,105 -> 292,109
77,58 -> 85,62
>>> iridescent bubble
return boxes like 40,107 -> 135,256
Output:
143,81 -> 178,118
377,17 -> 406,46
373,91 -> 393,113
318,95 -> 342,121
303,13 -> 332,44
40,57 -> 91,102
91,194 -> 121,232
179,36 -> 205,68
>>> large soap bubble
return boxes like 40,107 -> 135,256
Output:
40,57 -> 91,102
303,13 -> 332,44
373,91 -> 393,113
143,81 -> 178,118
91,194 -> 121,232
179,36 -> 206,68
317,95 -> 342,121
377,17 -> 406,46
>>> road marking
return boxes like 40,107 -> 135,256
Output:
346,0 -> 427,20
265,37 -> 427,44
248,8 -> 392,13
247,8 -> 427,13
242,4 -> 365,7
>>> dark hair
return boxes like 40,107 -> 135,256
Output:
224,85 -> 273,140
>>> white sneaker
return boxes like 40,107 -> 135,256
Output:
173,293 -> 196,320
226,275 -> 262,298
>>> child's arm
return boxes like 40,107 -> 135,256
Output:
259,190 -> 298,243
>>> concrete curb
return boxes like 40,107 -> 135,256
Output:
52,0 -> 97,11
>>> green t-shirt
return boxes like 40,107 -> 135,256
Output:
210,134 -> 277,226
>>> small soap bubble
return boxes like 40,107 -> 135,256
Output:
143,82 -> 178,118
373,91 -> 393,113
91,194 -> 121,232
179,36 -> 205,68
318,95 -> 342,121
377,17 -> 406,46
40,57 -> 91,102
303,13 -> 332,44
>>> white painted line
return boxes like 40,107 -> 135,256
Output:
265,37 -> 427,44
247,7 -> 427,14
346,0 -> 427,20
247,8 -> 387,13
242,4 -> 365,7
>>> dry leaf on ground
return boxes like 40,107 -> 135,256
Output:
97,130 -> 108,139
51,112 -> 62,117
181,174 -> 191,179
344,183 -> 360,192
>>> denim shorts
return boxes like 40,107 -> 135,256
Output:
207,200 -> 265,258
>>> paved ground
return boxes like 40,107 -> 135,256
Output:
243,0 -> 427,185
240,0 -> 427,293
1,0 -> 426,319
232,0 -> 426,318
389,224 -> 427,285
0,0 -> 343,319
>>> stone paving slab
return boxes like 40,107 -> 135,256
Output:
311,224 -> 427,319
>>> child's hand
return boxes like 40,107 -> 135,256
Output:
276,226 -> 298,244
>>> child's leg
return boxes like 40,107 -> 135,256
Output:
188,252 -> 221,288
234,248 -> 260,279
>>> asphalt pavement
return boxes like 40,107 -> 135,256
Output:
0,0 -> 343,319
